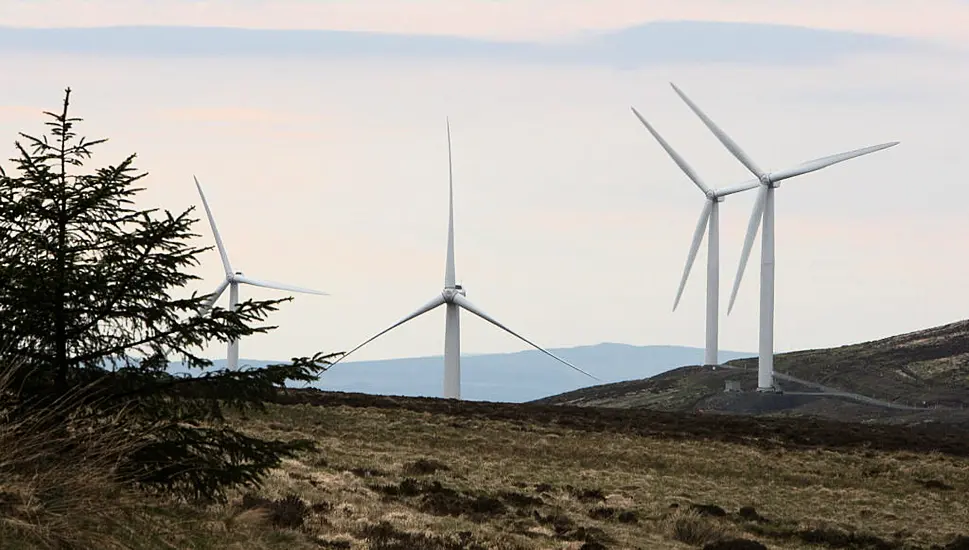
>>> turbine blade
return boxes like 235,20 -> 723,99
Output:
451,294 -> 600,382
201,278 -> 230,314
444,118 -> 457,288
630,106 -> 712,196
194,176 -> 233,277
768,141 -> 900,183
330,294 -> 447,367
728,185 -> 768,314
714,178 -> 761,198
234,275 -> 329,296
673,200 -> 713,311
670,83 -> 765,178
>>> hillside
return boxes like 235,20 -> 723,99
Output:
165,391 -> 969,548
533,319 -> 969,423
170,343 -> 753,403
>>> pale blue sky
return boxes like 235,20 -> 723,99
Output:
1,3 -> 967,364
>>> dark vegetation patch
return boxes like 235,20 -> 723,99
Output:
916,478 -> 954,491
422,490 -> 505,519
273,389 -> 969,458
587,506 -> 639,524
403,458 -> 451,476
617,509 -> 639,524
588,506 -> 617,520
497,490 -> 543,508
532,509 -> 576,534
801,528 -> 897,549
747,521 -> 907,549
939,535 -> 969,550
316,540 -> 352,550
691,503 -> 728,517
532,510 -> 613,545
360,521 -> 488,550
703,540 -> 769,550
373,478 -> 562,521
310,500 -> 333,514
568,486 -> 606,502
240,493 -> 311,529
736,506 -> 769,523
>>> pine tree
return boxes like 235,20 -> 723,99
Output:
0,88 -> 337,502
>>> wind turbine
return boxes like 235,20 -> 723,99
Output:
669,82 -> 898,391
328,120 -> 600,400
630,106 -> 759,367
194,176 -> 328,370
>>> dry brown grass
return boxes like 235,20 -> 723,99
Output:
4,371 -> 968,549
664,508 -> 733,546
0,366 -> 133,547
202,401 -> 969,549
0,363 -> 350,550
0,366 -> 240,550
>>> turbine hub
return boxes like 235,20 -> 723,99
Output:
760,174 -> 777,188
442,285 -> 466,302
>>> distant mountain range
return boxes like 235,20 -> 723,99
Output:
169,343 -> 753,403
0,21 -> 939,65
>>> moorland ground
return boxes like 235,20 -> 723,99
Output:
4,389 -> 969,549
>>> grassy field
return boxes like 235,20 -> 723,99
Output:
4,391 -> 969,549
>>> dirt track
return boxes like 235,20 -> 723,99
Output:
274,388 -> 969,458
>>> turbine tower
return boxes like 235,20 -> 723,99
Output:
194,176 -> 328,369
329,120 -> 599,399
669,83 -> 898,390
630,106 -> 759,367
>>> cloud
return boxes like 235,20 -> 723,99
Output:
3,0 -> 969,45
0,21 -> 941,66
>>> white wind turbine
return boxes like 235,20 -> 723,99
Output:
669,83 -> 898,390
630,106 -> 759,367
194,176 -> 328,370
328,120 -> 600,400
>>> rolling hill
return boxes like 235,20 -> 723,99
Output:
533,319 -> 969,424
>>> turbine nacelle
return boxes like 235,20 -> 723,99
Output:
757,174 -> 781,189
442,285 -> 467,302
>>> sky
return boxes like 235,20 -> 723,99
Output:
3,0 -> 969,44
1,1 -> 967,367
